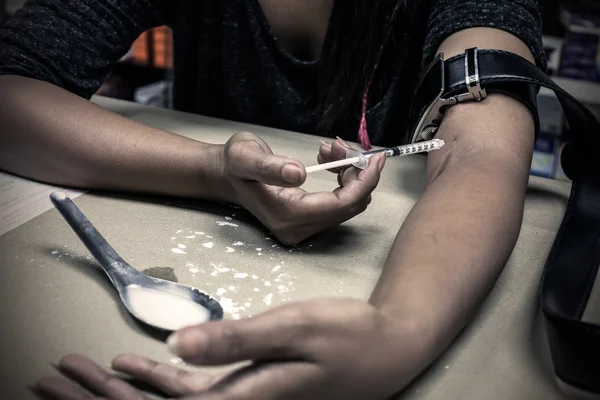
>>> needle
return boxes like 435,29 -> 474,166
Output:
305,139 -> 445,174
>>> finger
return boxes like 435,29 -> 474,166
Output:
337,153 -> 385,201
227,140 -> 306,187
317,139 -> 354,174
111,353 -> 215,396
34,376 -> 95,400
181,362 -> 323,400
168,305 -> 316,366
57,354 -> 146,400
291,152 -> 384,223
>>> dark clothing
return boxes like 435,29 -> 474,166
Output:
0,0 -> 545,145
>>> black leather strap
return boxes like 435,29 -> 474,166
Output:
410,49 -> 600,393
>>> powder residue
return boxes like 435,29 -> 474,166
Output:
202,242 -> 214,249
171,248 -> 186,254
263,293 -> 273,305
234,273 -> 248,279
233,241 -> 245,246
216,221 -> 239,227
271,265 -> 281,273
177,244 -> 186,249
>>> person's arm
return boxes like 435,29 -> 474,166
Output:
368,25 -> 539,378
0,1 -> 385,248
0,0 -> 223,197
0,75 -> 231,201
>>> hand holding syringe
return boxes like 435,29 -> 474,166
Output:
305,139 -> 445,174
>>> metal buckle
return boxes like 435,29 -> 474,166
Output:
411,48 -> 487,143
458,47 -> 487,102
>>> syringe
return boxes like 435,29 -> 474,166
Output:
305,138 -> 445,174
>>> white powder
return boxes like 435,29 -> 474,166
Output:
202,242 -> 214,249
171,237 -> 176,240
225,217 -> 233,221
171,248 -> 186,254
175,230 -> 183,234
125,286 -> 211,331
234,273 -> 248,279
178,244 -> 186,249
51,250 -> 58,255
195,232 -> 205,235
252,275 -> 258,279
264,281 -> 272,287
219,296 -> 236,313
277,285 -> 289,293
225,247 -> 235,253
185,235 -> 196,239
216,288 -> 226,296
216,221 -> 239,227
189,268 -> 199,273
210,263 -> 230,273
233,241 -> 245,246
228,285 -> 236,291
271,265 -> 281,273
170,357 -> 183,365
244,302 -> 251,307
255,248 -> 262,251
258,253 -> 263,256
263,293 -> 273,305
253,288 -> 260,292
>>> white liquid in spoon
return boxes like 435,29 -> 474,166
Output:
124,285 -> 211,331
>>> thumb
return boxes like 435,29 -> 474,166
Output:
227,141 -> 306,187
166,307 -> 313,366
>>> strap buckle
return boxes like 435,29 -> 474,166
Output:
411,47 -> 487,143
458,47 -> 487,102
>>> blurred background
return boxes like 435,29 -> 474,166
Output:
1,0 -> 600,181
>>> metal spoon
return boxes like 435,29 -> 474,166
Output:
49,192 -> 223,331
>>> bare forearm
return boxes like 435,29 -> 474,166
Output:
0,75 -> 229,201
370,93 -> 534,377
368,27 -> 537,384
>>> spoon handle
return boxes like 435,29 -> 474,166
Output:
50,192 -> 133,286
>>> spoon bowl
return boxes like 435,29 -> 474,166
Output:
49,192 -> 223,332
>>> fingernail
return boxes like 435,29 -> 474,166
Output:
320,139 -> 329,146
282,164 -> 303,184
335,136 -> 352,148
378,154 -> 386,171
167,330 -> 208,360
167,333 -> 179,354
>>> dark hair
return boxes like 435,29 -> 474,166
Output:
317,0 -> 403,136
